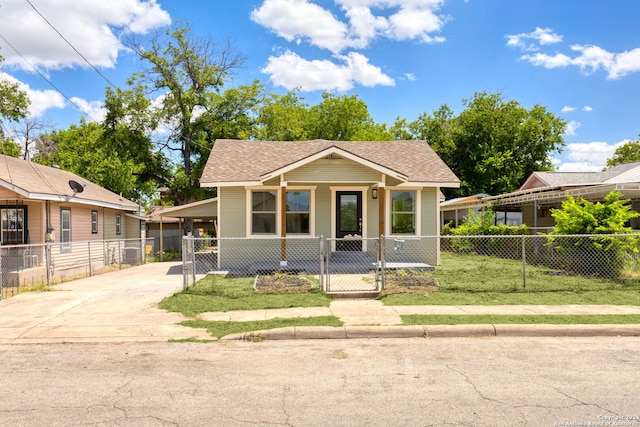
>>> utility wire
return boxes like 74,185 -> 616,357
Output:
25,0 -> 118,89
0,32 -> 101,123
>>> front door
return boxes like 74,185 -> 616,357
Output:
336,191 -> 362,251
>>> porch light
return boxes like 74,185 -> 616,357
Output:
372,188 -> 378,199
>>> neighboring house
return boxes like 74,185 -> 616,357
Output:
199,139 -> 459,272
440,161 -> 640,231
0,154 -> 143,247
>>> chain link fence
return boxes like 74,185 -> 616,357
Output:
182,234 -> 640,293
1,238 -> 154,300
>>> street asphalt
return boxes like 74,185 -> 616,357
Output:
1,261 -> 639,344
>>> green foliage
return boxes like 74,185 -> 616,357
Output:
550,191 -> 640,277
551,191 -> 638,235
407,91 -> 566,198
33,117 -> 163,204
606,137 -> 640,168
443,206 -> 529,236
0,55 -> 30,124
0,139 -> 21,157
127,20 -> 246,204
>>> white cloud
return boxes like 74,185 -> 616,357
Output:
0,0 -> 170,71
69,97 -> 106,122
505,27 -> 562,51
262,50 -> 394,91
555,140 -> 627,171
509,28 -> 640,79
583,106 -> 593,112
561,106 -> 575,113
251,0 -> 350,54
563,120 -> 580,137
0,71 -> 65,117
252,0 -> 447,54
252,0 -> 446,90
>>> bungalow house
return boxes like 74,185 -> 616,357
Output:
199,139 -> 459,273
440,161 -> 640,231
0,154 -> 143,276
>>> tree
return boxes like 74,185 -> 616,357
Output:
0,54 -> 30,147
255,88 -> 310,141
127,21 -> 246,207
550,191 -> 639,277
5,116 -> 53,160
408,91 -> 566,198
307,92 -> 377,141
606,137 -> 640,168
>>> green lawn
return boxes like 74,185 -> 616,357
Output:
381,252 -> 640,306
159,275 -> 331,317
158,253 -> 640,339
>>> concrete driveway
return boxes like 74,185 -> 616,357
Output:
0,262 -> 211,344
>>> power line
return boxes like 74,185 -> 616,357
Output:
25,0 -> 118,89
0,31 -> 101,123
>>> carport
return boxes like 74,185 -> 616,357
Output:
153,198 -> 218,261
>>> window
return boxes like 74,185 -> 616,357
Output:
116,214 -> 122,235
1,206 -> 27,244
91,211 -> 98,234
61,208 -> 71,251
391,191 -> 416,235
286,191 -> 310,234
251,191 -> 277,234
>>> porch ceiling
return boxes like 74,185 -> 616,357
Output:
157,198 -> 218,219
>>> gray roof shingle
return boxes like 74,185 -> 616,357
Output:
201,139 -> 460,186
0,154 -> 138,210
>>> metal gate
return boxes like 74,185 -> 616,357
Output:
323,237 -> 383,293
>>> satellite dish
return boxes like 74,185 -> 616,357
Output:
69,180 -> 86,194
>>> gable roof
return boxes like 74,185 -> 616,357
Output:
201,139 -> 459,187
0,154 -> 139,211
520,161 -> 640,191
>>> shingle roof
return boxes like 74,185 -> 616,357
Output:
0,154 -> 139,210
523,161 -> 640,190
201,139 -> 459,186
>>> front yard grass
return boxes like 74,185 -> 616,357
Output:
159,275 -> 331,317
179,316 -> 343,340
380,252 -> 640,306
159,252 -> 640,338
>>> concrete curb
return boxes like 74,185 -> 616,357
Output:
221,324 -> 640,341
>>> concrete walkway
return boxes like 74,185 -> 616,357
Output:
1,263 -> 640,343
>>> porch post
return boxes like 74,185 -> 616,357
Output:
280,181 -> 287,267
377,183 -> 385,259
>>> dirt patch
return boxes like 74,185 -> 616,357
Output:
254,272 -> 318,293
378,270 -> 439,296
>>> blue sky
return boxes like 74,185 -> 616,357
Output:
1,0 -> 640,173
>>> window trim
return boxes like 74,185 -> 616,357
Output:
285,189 -> 313,235
386,188 -> 421,236
0,205 -> 27,245
115,214 -> 122,235
91,210 -> 98,234
245,186 -> 316,237
60,207 -> 71,252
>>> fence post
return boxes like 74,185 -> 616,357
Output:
45,243 -> 51,286
521,235 -> 526,289
88,241 -> 93,276
0,249 -> 3,300
319,236 -> 325,292
380,234 -> 385,291
118,240 -> 122,270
